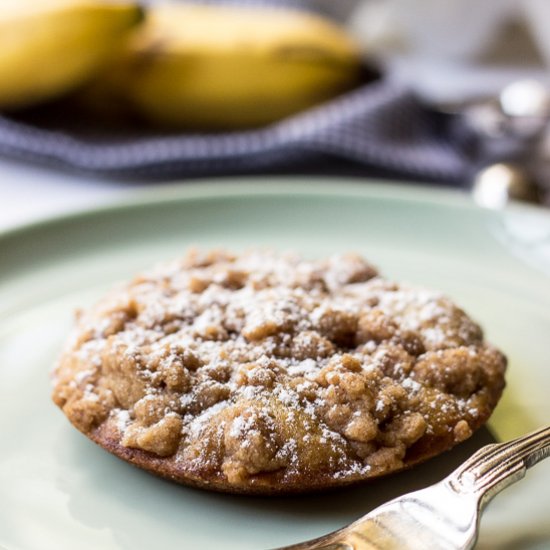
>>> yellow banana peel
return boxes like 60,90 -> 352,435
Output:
104,3 -> 363,130
0,0 -> 143,110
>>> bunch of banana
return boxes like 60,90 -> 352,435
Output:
92,3 -> 363,130
0,0 -> 142,110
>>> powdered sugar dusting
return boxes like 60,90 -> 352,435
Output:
52,249 -> 506,492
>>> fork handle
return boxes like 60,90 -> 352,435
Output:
448,425 -> 550,507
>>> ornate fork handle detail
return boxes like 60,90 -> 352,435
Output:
275,425 -> 550,550
449,425 -> 550,507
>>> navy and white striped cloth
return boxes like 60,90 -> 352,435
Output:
0,80 -> 473,184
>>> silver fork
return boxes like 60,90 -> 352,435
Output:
275,425 -> 550,550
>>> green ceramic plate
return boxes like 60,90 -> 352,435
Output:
1,179 -> 549,550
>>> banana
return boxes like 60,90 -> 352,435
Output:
0,0 -> 143,110
103,3 -> 362,130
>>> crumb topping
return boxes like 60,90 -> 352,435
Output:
52,250 -> 506,491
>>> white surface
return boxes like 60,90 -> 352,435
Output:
0,159 -> 134,230
351,0 -> 550,103
352,0 -> 517,60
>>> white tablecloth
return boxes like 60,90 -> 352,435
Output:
0,159 -> 134,231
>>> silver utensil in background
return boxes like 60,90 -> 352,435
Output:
466,80 -> 550,208
473,162 -> 540,208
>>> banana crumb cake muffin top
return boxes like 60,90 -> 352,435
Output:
52,250 -> 506,494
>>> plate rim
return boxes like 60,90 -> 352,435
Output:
2,176 -> 550,244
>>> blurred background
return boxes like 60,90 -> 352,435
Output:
2,0 -> 550,227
